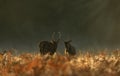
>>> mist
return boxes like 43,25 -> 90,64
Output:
0,0 -> 120,51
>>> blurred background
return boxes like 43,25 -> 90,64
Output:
0,0 -> 120,52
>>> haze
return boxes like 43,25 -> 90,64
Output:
0,0 -> 120,51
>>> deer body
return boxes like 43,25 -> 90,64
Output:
64,40 -> 76,56
39,40 -> 58,55
39,32 -> 60,55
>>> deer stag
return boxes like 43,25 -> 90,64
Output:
39,32 -> 61,55
64,40 -> 76,56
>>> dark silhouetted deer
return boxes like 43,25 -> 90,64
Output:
64,40 -> 76,56
39,32 -> 61,55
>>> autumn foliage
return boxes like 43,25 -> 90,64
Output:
0,49 -> 120,76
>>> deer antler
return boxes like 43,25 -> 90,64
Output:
58,32 -> 61,39
52,32 -> 55,40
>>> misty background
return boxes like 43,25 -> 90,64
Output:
0,0 -> 120,52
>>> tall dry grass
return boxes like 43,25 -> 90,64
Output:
0,49 -> 120,76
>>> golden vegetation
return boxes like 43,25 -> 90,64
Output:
0,49 -> 120,76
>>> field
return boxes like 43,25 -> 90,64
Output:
0,49 -> 120,76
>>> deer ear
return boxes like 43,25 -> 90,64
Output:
64,40 -> 72,44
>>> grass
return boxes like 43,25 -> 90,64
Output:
0,49 -> 120,76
